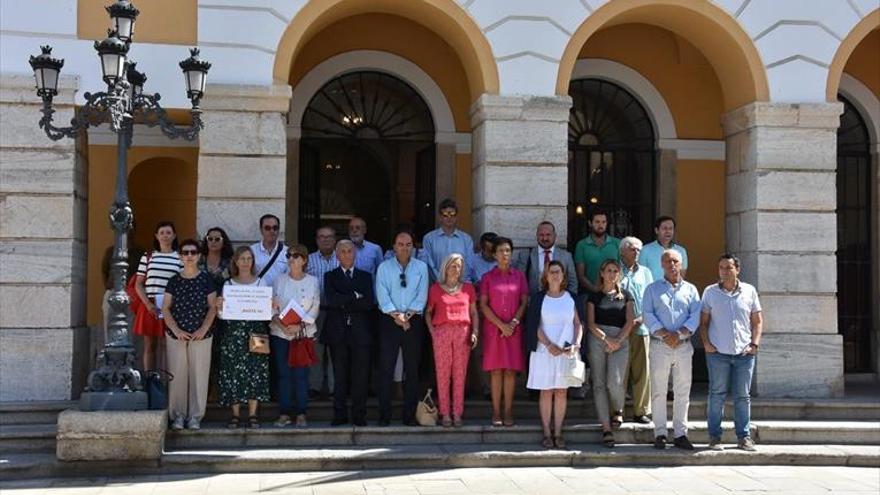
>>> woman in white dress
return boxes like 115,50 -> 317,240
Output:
525,261 -> 583,449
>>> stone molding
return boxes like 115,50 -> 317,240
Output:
722,102 -> 844,135
56,409 -> 167,461
200,83 -> 292,113
470,94 -> 571,128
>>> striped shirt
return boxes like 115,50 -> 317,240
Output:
307,250 -> 339,294
137,251 -> 183,297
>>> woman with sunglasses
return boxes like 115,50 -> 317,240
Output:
133,221 -> 183,372
162,239 -> 218,430
270,243 -> 320,427
217,246 -> 271,429
479,237 -> 528,427
199,227 -> 233,294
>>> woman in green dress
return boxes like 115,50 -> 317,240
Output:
217,246 -> 271,428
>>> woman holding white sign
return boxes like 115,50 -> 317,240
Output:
217,246 -> 271,429
271,244 -> 321,427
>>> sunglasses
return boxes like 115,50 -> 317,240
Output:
399,273 -> 407,288
262,225 -> 280,231
181,249 -> 199,256
206,236 -> 222,242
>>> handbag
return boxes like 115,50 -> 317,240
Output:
145,369 -> 173,410
415,388 -> 439,426
287,337 -> 318,367
248,332 -> 270,354
564,353 -> 586,388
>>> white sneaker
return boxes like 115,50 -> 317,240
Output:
170,417 -> 185,431
186,418 -> 201,430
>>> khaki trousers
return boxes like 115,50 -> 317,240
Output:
627,333 -> 651,416
649,339 -> 693,438
166,334 -> 212,422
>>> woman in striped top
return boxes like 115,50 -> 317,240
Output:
134,221 -> 183,371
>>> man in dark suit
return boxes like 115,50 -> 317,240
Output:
513,221 -> 578,294
321,239 -> 375,426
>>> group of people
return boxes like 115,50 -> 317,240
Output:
128,199 -> 763,453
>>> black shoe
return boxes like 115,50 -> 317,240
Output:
654,436 -> 667,450
402,418 -> 419,427
673,435 -> 695,450
330,418 -> 348,426
377,418 -> 391,427
353,418 -> 367,427
308,389 -> 320,399
633,415 -> 652,424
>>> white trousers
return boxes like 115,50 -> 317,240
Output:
166,335 -> 212,423
649,339 -> 693,438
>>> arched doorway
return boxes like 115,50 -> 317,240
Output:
567,78 -> 656,248
837,94 -> 874,373
299,71 -> 436,249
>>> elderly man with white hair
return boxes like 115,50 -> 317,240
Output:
619,236 -> 653,424
642,249 -> 701,450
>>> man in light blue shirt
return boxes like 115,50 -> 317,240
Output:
699,253 -> 763,452
641,215 -> 689,281
422,198 -> 474,282
348,216 -> 384,277
618,236 -> 654,424
468,231 -> 498,286
643,249 -> 701,451
375,230 -> 429,426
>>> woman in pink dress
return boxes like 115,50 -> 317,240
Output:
479,237 -> 528,426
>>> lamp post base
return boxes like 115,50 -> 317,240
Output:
79,390 -> 149,411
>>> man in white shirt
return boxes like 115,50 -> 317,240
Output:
250,214 -> 288,287
513,221 -> 578,295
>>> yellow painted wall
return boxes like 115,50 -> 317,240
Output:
78,0 -> 197,45
844,28 -> 880,98
676,160 -> 726,291
86,145 -> 198,325
578,23 -> 725,140
289,13 -> 472,132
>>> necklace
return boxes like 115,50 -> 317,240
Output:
442,282 -> 461,294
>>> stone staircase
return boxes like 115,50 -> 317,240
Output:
2,391 -> 879,479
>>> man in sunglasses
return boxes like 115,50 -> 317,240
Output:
250,214 -> 288,287
423,198 -> 474,282
375,229 -> 429,426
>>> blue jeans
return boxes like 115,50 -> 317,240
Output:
706,352 -> 755,439
270,336 -> 310,416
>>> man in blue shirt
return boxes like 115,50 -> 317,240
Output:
375,229 -> 429,426
467,231 -> 498,286
641,216 -> 689,281
643,249 -> 701,451
422,198 -> 474,282
348,216 -> 384,278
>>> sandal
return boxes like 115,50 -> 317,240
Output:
491,415 -> 503,427
441,416 -> 453,428
542,436 -> 554,449
453,416 -> 463,428
227,416 -> 240,429
502,414 -> 515,427
248,416 -> 260,429
602,430 -> 615,448
274,415 -> 292,427
554,435 -> 567,449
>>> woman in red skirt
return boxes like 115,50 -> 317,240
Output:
133,221 -> 183,371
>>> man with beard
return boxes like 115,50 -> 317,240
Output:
575,209 -> 620,294
514,221 -> 578,295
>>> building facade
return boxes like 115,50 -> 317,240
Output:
0,0 -> 877,401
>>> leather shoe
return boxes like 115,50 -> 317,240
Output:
377,418 -> 391,427
653,435 -> 667,450
402,418 -> 419,427
330,418 -> 348,426
673,435 -> 695,450
353,418 -> 367,427
632,415 -> 652,424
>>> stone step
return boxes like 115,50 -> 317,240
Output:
0,424 -> 56,454
2,444 -> 878,480
164,420 -> 880,450
3,397 -> 878,425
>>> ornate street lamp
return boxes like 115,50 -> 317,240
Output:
28,0 -> 211,411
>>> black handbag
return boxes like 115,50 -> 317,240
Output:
145,369 -> 174,410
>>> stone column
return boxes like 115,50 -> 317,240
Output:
0,74 -> 89,401
723,102 -> 844,398
470,94 -> 571,248
197,84 -> 292,244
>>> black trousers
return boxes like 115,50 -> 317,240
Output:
378,313 -> 425,422
329,334 -> 371,422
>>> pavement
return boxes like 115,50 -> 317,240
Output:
0,465 -> 878,494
